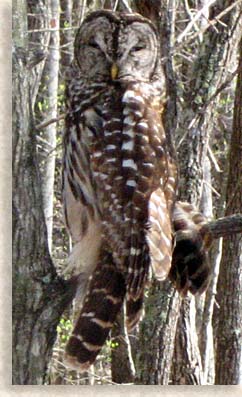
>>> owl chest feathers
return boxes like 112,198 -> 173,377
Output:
81,82 -> 168,212
64,81 -> 176,290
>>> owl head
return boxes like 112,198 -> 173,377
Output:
74,10 -> 162,84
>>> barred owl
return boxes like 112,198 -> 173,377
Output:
62,10 -> 210,372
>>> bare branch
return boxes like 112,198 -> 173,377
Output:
36,114 -> 65,130
201,214 -> 242,239
27,26 -> 80,33
120,0 -> 132,12
202,179 -> 221,197
206,67 -> 240,105
80,0 -> 87,23
207,145 -> 222,173
177,0 -> 216,44
175,0 -> 242,51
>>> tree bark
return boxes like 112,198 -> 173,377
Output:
215,35 -> 242,385
178,1 -> 240,204
27,0 -> 50,107
135,280 -> 181,384
170,0 -> 241,385
111,308 -> 135,384
60,0 -> 74,68
196,155 -> 215,385
171,297 -> 203,384
12,1 -> 76,384
41,0 -> 60,253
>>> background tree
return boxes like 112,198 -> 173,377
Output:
40,0 -> 60,253
215,36 -> 242,385
12,0 -> 76,384
12,0 -> 242,385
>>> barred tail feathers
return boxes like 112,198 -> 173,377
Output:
65,251 -> 126,372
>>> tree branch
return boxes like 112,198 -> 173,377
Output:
201,214 -> 242,239
36,114 -> 65,130
175,0 -> 242,52
177,0 -> 216,44
205,66 -> 240,106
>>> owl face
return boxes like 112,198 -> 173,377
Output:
74,11 -> 159,83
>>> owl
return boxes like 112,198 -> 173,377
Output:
62,10 -> 210,372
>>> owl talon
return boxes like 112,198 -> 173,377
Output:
170,201 -> 212,296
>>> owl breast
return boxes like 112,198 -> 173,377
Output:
77,81 -> 175,297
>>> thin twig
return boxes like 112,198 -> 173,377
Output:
175,0 -> 242,51
36,114 -> 65,130
27,26 -> 80,33
205,67 -> 240,105
177,0 -> 216,43
203,179 -> 221,197
120,0 -> 133,12
37,135 -> 54,148
39,143 -> 62,160
113,0 -> 119,11
207,145 -> 222,173
80,0 -> 87,24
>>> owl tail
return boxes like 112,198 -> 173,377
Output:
124,228 -> 150,331
65,251 -> 126,372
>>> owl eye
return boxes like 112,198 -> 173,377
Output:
89,39 -> 99,49
130,44 -> 146,53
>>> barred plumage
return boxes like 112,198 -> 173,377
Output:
62,10 -> 210,372
170,201 -> 212,295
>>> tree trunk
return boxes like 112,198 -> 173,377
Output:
60,0 -> 74,68
171,297 -> 203,384
41,0 -> 60,253
12,1 -> 76,384
135,280 -> 181,384
199,238 -> 222,384
178,1 -> 240,204
111,308 -> 135,384
27,0 -> 50,107
215,35 -> 242,385
171,1 -> 241,385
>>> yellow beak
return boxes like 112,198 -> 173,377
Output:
111,63 -> 119,80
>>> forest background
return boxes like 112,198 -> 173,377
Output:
12,0 -> 242,386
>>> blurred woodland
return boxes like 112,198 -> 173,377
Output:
12,0 -> 242,385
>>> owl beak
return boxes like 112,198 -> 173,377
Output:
111,63 -> 119,80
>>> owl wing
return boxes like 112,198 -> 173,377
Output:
125,189 -> 174,331
147,188 -> 173,280
62,74 -> 105,280
123,84 -> 177,330
63,79 -> 130,372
